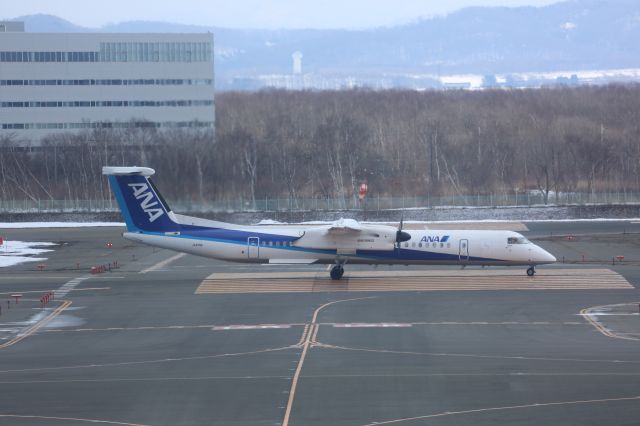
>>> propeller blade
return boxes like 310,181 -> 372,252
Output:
396,215 -> 410,243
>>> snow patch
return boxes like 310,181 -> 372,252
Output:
0,222 -> 125,229
0,240 -> 57,268
257,218 -> 640,226
255,219 -> 285,225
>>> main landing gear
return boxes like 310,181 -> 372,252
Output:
526,266 -> 536,277
330,264 -> 345,280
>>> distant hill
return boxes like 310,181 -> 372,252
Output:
8,0 -> 640,89
14,14 -> 87,32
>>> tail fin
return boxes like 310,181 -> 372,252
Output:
103,166 -> 180,233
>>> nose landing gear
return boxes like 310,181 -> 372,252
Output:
526,266 -> 536,277
330,264 -> 345,280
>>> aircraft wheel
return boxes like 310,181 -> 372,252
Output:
526,267 -> 535,276
330,265 -> 344,280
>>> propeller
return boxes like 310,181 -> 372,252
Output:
396,216 -> 411,243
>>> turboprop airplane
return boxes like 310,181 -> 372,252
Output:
103,166 -> 556,279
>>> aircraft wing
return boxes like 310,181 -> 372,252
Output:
292,218 -> 398,252
326,218 -> 364,235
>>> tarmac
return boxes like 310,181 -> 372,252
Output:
0,221 -> 638,425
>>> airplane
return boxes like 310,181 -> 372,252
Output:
103,166 -> 556,279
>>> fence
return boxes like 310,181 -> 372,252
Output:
3,191 -> 640,213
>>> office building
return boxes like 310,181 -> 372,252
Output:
0,22 -> 214,141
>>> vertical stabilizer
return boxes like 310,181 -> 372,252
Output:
103,166 -> 179,233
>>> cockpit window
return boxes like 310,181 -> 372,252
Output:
508,237 -> 530,244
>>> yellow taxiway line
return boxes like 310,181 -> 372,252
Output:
0,300 -> 72,350
282,296 -> 375,426
580,303 -> 640,341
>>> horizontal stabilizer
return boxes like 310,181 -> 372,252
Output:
102,166 -> 155,176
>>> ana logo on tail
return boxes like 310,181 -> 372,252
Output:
128,183 -> 165,222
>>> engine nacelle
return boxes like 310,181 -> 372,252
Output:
293,225 -> 399,252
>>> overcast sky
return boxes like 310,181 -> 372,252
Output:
4,0 -> 561,29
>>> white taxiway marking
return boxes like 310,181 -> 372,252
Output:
54,276 -> 90,299
140,253 -> 186,273
333,323 -> 412,328
212,325 -> 291,330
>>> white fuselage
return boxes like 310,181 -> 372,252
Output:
123,225 -> 556,267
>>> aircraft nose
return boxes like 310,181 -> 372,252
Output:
537,247 -> 556,264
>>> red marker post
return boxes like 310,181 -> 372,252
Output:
358,183 -> 368,202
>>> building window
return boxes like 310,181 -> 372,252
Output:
1,120 -> 213,130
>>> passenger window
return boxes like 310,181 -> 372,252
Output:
432,242 -> 436,248
440,243 -> 444,248
268,241 -> 273,246
404,243 -> 409,248
418,243 -> 422,248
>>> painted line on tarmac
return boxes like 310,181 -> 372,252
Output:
0,276 -> 80,280
0,346 -> 296,374
586,313 -> 640,316
312,343 -> 640,364
0,287 -> 108,297
305,372 -> 640,378
140,253 -> 185,273
42,323 -> 302,333
0,414 -> 148,425
196,268 -> 633,294
41,320 -> 590,334
212,324 -> 291,330
365,395 -> 640,425
0,376 -> 292,385
282,296 -> 376,426
54,276 -> 90,299
0,274 -> 95,349
333,323 -> 412,328
4,372 -> 640,386
0,300 -> 72,350
580,302 -> 640,341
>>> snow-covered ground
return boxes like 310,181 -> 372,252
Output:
0,222 -> 125,229
256,218 -> 640,225
0,241 -> 57,268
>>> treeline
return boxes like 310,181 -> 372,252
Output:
2,85 -> 640,206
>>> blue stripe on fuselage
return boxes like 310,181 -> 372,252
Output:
136,227 -> 501,263
179,226 -> 301,244
364,249 -> 500,263
139,228 -> 336,256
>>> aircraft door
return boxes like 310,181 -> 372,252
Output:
459,239 -> 469,262
247,237 -> 259,259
